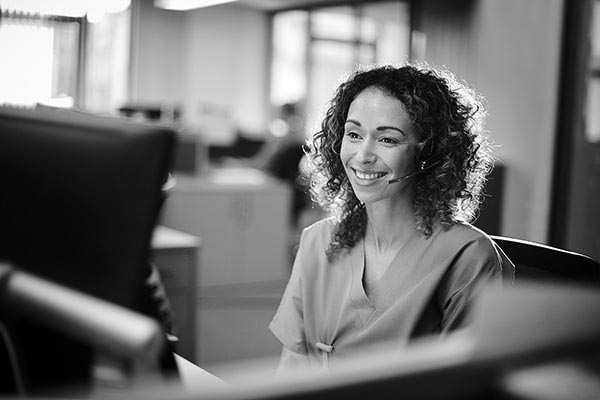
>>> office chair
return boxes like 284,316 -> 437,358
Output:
491,236 -> 600,287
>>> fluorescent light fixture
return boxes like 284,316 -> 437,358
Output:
154,0 -> 238,11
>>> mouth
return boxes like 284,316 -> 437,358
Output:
352,168 -> 388,182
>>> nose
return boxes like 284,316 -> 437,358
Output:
355,140 -> 376,164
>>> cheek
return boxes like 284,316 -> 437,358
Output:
406,149 -> 418,171
339,140 -> 351,167
391,147 -> 417,171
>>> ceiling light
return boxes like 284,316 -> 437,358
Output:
154,0 -> 238,11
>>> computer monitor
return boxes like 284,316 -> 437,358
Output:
168,283 -> 600,400
0,106 -> 176,395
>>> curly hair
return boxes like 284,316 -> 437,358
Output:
305,63 -> 494,259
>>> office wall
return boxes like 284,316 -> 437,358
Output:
182,4 -> 270,136
130,0 -> 187,104
471,0 -> 563,242
419,0 -> 563,242
130,2 -> 270,135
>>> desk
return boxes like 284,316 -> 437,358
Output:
151,226 -> 200,362
174,353 -> 228,390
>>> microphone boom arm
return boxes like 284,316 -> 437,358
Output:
388,158 -> 444,184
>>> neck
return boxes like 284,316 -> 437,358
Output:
364,197 -> 416,252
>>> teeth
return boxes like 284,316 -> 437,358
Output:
355,170 -> 385,180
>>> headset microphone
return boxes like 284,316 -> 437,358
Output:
387,158 -> 444,184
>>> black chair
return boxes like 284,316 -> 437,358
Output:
491,236 -> 600,287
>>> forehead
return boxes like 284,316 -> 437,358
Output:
346,87 -> 414,130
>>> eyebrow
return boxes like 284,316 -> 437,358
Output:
345,119 -> 406,136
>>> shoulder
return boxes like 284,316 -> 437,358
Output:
434,224 -> 503,311
433,222 -> 497,255
432,223 -> 505,285
292,217 -> 338,274
299,217 -> 337,245
427,223 -> 503,281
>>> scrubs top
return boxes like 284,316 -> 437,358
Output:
269,218 -> 512,368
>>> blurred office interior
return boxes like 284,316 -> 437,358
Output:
1,0 -> 599,374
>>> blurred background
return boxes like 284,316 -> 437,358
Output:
1,0 -> 598,378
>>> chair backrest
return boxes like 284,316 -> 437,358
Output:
491,236 -> 600,288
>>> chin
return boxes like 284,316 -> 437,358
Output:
353,192 -> 382,205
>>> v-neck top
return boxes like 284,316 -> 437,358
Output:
269,218 -> 512,368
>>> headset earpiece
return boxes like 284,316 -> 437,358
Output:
388,140 -> 445,184
416,138 -> 441,170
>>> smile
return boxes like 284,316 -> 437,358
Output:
352,168 -> 387,181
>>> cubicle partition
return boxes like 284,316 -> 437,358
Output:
160,168 -> 291,369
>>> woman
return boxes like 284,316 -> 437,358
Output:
269,64 -> 513,371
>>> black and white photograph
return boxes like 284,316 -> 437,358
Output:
1,1 -> 599,399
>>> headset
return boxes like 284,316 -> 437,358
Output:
388,139 -> 446,184
388,139 -> 480,184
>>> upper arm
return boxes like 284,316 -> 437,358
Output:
269,230 -> 312,355
438,237 -> 503,333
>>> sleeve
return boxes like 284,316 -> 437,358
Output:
275,346 -> 311,376
437,236 -> 506,334
268,230 -> 309,355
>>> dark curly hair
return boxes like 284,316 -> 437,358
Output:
305,63 -> 494,259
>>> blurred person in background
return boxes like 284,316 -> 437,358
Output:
254,102 -> 312,228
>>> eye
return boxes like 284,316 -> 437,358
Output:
379,137 -> 400,145
345,131 -> 361,141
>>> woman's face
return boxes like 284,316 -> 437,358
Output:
340,87 -> 419,205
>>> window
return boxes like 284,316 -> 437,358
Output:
0,2 -> 130,112
0,11 -> 82,107
270,1 -> 412,135
83,9 -> 130,113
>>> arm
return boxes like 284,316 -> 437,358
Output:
269,227 -> 314,368
438,237 -> 504,334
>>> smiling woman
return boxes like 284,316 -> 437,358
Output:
340,87 -> 419,206
307,64 -> 494,255
268,63 -> 515,374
